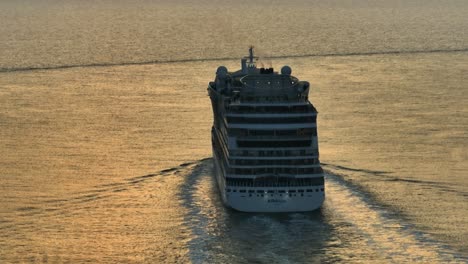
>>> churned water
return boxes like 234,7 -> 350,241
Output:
1,0 -> 467,263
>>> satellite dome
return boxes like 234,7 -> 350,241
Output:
281,66 -> 292,75
216,66 -> 228,77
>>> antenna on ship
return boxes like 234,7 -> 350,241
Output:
241,46 -> 258,74
249,46 -> 255,63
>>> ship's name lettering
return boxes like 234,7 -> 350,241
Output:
267,199 -> 286,203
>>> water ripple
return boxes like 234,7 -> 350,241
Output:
1,48 -> 467,73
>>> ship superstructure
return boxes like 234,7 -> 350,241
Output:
208,47 -> 324,212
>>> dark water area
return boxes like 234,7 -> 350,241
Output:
1,0 -> 468,262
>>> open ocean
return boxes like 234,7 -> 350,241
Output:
1,0 -> 467,263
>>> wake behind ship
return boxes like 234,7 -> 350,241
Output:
208,48 -> 324,212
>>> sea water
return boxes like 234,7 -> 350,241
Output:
1,0 -> 467,262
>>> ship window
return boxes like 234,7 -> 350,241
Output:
278,190 -> 285,193
248,190 -> 255,193
240,190 -> 246,193
267,190 -> 274,193
321,188 -> 324,192
233,190 -> 237,192
306,189 -> 313,192
256,190 -> 263,193
298,190 -> 304,193
226,176 -> 324,188
289,190 -> 296,193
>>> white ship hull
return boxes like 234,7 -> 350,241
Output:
213,148 -> 324,212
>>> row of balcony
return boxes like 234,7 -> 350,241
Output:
229,149 -> 318,157
228,167 -> 324,176
230,158 -> 320,166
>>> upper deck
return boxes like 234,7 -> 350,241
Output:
208,47 -> 312,108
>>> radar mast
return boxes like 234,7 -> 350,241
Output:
249,46 -> 254,63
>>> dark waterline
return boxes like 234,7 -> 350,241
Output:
1,48 -> 467,73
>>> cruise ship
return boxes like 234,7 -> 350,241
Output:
208,47 -> 324,212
